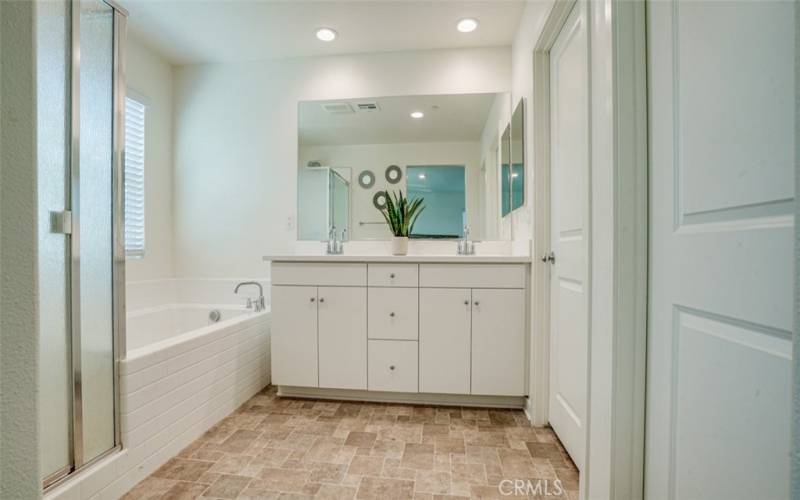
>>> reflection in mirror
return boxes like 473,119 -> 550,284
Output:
510,99 -> 525,211
298,93 -> 512,241
329,169 -> 350,238
501,124 -> 511,217
358,170 -> 375,188
297,166 -> 351,240
407,166 -> 465,238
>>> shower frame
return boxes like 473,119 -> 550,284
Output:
44,0 -> 128,491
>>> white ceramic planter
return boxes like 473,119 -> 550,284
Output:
391,236 -> 409,255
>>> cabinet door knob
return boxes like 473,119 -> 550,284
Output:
389,312 -> 395,317
464,300 -> 469,305
389,365 -> 395,371
474,301 -> 480,306
390,273 -> 396,278
310,297 -> 315,302
319,298 -> 325,303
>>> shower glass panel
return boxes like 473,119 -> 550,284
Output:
329,170 -> 350,237
36,0 -> 72,482
78,0 -> 116,463
36,0 -> 124,489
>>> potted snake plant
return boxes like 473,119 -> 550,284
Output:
379,190 -> 425,255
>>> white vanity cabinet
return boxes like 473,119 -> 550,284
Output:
270,259 -> 529,400
271,285 -> 319,387
317,286 -> 367,390
471,288 -> 526,395
419,288 -> 472,394
418,263 -> 527,396
271,263 -> 368,390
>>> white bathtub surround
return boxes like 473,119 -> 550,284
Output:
269,257 -> 530,410
45,279 -> 270,500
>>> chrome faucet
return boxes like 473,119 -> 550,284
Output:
234,281 -> 265,312
327,225 -> 343,255
457,225 -> 475,255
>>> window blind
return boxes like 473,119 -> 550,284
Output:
124,96 -> 145,257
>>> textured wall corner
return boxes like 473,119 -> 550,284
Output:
0,1 -> 41,498
792,1 -> 800,496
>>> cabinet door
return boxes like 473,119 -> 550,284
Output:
419,288 -> 472,394
471,288 -> 526,396
271,286 -> 319,387
317,286 -> 367,390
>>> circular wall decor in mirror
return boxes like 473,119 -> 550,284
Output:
385,165 -> 403,184
358,170 -> 375,189
373,191 -> 388,210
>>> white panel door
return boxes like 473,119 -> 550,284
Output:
419,288 -> 471,395
271,286 -> 318,387
547,0 -> 589,470
471,288 -> 526,396
646,2 -> 794,499
317,286 -> 367,390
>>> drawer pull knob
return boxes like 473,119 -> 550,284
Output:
390,273 -> 396,278
319,298 -> 325,303
310,298 -> 316,302
389,312 -> 395,317
474,301 -> 480,306
464,300 -> 469,305
389,365 -> 395,370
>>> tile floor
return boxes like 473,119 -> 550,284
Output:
123,386 -> 579,499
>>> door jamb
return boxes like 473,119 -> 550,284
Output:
530,0 -> 648,498
529,0 -> 576,429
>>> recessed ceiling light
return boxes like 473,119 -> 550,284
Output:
410,111 -> 424,119
418,173 -> 427,180
457,18 -> 479,33
315,27 -> 337,42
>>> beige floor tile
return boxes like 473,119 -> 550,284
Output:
202,474 -> 252,499
123,386 -> 578,499
355,476 -> 415,500
414,470 -> 451,495
315,483 -> 358,500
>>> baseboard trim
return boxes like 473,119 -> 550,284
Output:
278,386 -> 526,409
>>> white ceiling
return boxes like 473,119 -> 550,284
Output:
125,0 -> 526,65
298,93 -> 500,146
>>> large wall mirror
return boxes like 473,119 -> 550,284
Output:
297,93 -> 513,241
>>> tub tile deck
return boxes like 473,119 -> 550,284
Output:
123,386 -> 579,499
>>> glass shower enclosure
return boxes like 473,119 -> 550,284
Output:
36,0 -> 127,489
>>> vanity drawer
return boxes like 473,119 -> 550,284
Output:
368,340 -> 418,393
368,263 -> 419,287
419,264 -> 526,289
272,262 -> 366,286
368,288 -> 418,340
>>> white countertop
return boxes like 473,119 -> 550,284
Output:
263,254 -> 531,264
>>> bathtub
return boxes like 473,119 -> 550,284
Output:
45,279 -> 271,499
111,279 -> 271,498
126,303 -> 262,354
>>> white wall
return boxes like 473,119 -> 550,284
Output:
0,1 -> 41,497
125,35 -> 175,282
510,1 -> 554,242
299,142 -> 482,240
172,47 -> 511,278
